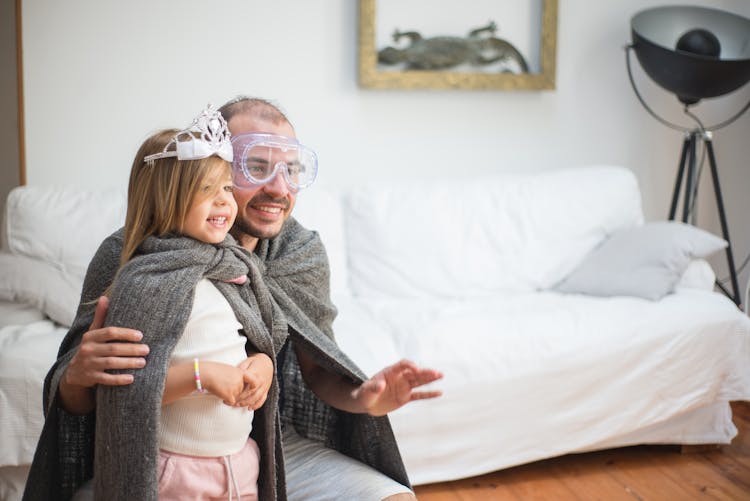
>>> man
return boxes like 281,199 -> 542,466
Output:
49,97 -> 442,500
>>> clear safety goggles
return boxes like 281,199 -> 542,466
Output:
231,133 -> 318,191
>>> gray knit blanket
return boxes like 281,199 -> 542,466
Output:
23,218 -> 409,501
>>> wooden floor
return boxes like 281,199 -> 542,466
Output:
414,402 -> 750,500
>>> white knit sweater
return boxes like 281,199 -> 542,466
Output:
159,279 -> 253,456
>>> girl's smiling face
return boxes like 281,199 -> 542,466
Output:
182,164 -> 237,244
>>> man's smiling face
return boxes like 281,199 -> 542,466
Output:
227,114 -> 298,250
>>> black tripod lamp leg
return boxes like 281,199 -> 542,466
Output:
705,136 -> 741,306
682,133 -> 698,223
669,134 -> 691,220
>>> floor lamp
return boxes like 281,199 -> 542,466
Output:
625,5 -> 750,306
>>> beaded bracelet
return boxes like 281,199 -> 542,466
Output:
193,358 -> 206,393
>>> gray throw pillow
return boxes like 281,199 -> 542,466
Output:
554,221 -> 727,300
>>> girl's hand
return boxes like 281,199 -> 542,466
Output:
200,362 -> 246,405
235,353 -> 274,410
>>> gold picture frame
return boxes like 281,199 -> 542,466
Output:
358,0 -> 558,90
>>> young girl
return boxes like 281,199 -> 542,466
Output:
84,106 -> 277,500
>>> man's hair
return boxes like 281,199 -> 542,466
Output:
121,129 -> 231,266
218,96 -> 292,129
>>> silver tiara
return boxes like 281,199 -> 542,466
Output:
144,104 -> 233,164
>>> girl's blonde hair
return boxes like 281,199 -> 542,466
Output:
121,129 -> 232,266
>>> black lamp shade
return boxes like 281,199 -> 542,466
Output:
631,6 -> 750,104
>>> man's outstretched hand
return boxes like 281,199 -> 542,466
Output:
351,360 -> 443,416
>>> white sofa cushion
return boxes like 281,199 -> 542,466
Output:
344,166 -> 643,299
289,184 -> 350,299
0,320 -> 67,467
5,183 -> 350,300
5,185 -> 126,280
675,259 -> 717,291
0,300 -> 45,328
346,290 -> 750,484
0,252 -> 80,327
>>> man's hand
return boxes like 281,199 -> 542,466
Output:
296,347 -> 443,416
234,353 -> 274,410
59,296 -> 149,414
351,360 -> 443,417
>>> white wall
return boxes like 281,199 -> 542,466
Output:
21,0 -> 750,298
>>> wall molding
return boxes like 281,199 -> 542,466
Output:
16,0 -> 25,185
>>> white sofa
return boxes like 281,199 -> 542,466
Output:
2,165 -> 750,499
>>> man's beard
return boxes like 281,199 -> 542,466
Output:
232,193 -> 290,240
232,216 -> 281,240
